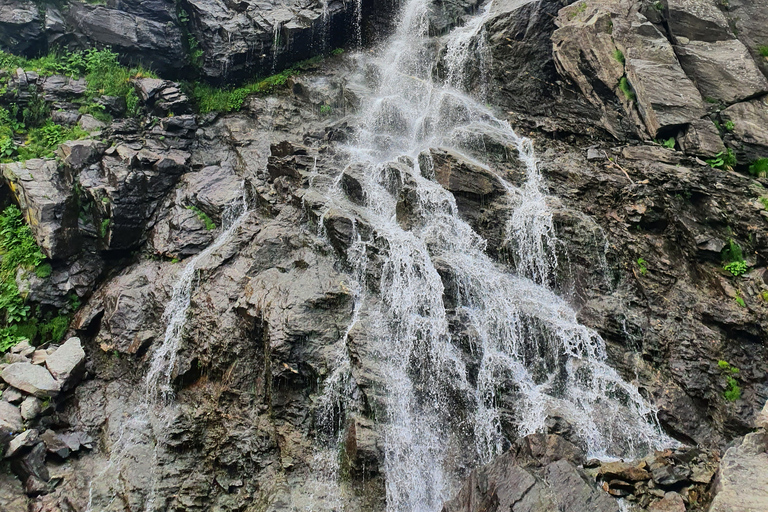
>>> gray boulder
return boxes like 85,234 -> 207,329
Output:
708,432 -> 768,512
678,118 -> 726,158
721,97 -> 768,163
1,363 -> 60,398
0,0 -> 45,55
4,428 -> 39,458
19,396 -> 41,421
45,337 -> 86,390
0,401 -> 23,434
675,39 -> 768,105
666,0 -> 732,42
0,159 -> 81,260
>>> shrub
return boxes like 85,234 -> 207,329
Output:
706,148 -> 736,170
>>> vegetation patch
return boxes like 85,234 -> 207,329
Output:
0,205 -> 62,352
612,49 -> 625,65
636,258 -> 648,276
748,158 -> 768,178
717,360 -> 741,402
186,55 -> 326,114
0,48 -> 153,162
186,205 -> 216,230
759,46 -> 768,58
721,239 -> 748,277
706,148 -> 736,171
618,77 -> 635,102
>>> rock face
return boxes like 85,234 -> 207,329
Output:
443,434 -> 618,512
0,0 -> 767,510
0,0 -> 398,82
708,431 -> 768,512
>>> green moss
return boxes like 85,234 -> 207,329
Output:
759,46 -> 768,57
35,263 -> 52,278
618,77 -> 635,101
612,49 -> 625,65
100,218 -> 110,238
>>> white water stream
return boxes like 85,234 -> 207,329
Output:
311,0 -> 672,510
86,196 -> 249,512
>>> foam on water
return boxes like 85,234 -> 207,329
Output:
311,0 -> 673,510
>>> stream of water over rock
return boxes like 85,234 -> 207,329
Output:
86,196 -> 249,512
310,0 -> 672,510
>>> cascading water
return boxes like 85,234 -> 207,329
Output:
86,196 -> 249,512
311,0 -> 672,510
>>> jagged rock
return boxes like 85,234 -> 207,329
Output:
675,39 -> 768,105
344,416 -> 381,475
10,340 -> 34,357
40,429 -> 70,459
45,337 -> 85,391
720,97 -> 768,164
0,401 -> 23,438
0,468 -> 27,512
666,0 -> 732,42
419,147 -> 505,200
340,163 -> 368,205
0,0 -> 45,55
756,400 -> 768,429
651,463 -> 691,487
1,363 -> 60,398
5,428 -> 39,458
442,440 -> 619,512
0,159 -> 81,259
678,119 -> 726,159
57,140 -> 107,170
60,2 -> 186,76
19,396 -> 41,422
2,386 -> 24,404
648,491 -> 686,512
708,432 -> 768,512
78,114 -> 106,133
10,441 -> 49,487
598,461 -> 651,482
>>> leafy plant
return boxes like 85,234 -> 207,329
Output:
723,120 -> 734,132
718,360 -> 741,401
706,148 -> 736,170
724,260 -> 747,277
636,258 -> 648,276
186,205 -> 215,230
319,104 -> 332,115
35,263 -> 52,278
100,218 -> 111,238
748,158 -> 768,178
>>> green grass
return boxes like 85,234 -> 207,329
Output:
749,158 -> 768,178
0,205 -> 50,352
0,48 -> 152,162
718,360 -> 742,401
612,49 -> 625,65
759,46 -> 768,57
187,55 -> 323,114
618,77 -> 635,101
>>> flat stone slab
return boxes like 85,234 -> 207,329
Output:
1,362 -> 60,398
45,337 -> 85,390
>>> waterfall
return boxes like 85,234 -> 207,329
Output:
87,196 -> 249,512
311,0 -> 673,510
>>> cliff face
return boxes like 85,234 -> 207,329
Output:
0,1 -> 767,512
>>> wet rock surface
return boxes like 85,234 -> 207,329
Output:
0,0 -> 766,510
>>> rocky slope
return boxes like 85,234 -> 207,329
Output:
0,0 -> 767,511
